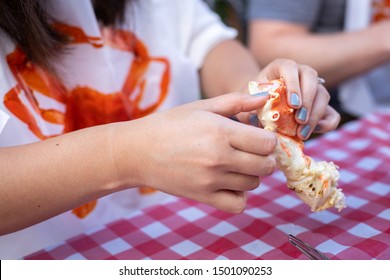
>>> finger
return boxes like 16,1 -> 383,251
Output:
193,92 -> 268,117
228,150 -> 277,177
314,106 -> 341,133
295,66 -> 320,124
234,112 -> 260,126
228,122 -> 277,155
206,190 -> 248,214
297,85 -> 330,139
218,172 -> 261,191
274,59 -> 302,109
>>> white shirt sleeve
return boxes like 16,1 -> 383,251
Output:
0,109 -> 9,135
185,0 -> 238,69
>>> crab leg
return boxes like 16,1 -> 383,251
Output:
249,79 -> 345,212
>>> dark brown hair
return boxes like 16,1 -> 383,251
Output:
0,0 -> 127,71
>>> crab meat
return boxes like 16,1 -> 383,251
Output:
249,79 -> 345,212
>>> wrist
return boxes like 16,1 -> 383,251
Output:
106,121 -> 145,191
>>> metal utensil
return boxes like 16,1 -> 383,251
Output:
288,234 -> 329,260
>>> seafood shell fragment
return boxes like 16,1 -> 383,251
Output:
249,79 -> 345,212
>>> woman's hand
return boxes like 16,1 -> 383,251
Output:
113,93 -> 277,214
238,59 -> 341,139
113,59 -> 340,214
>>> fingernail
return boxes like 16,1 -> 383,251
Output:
300,125 -> 311,138
290,93 -> 300,106
249,114 -> 259,126
314,125 -> 321,132
229,116 -> 239,122
251,91 -> 269,97
297,107 -> 308,122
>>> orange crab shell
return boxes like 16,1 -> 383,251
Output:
250,79 -> 298,138
4,23 -> 170,219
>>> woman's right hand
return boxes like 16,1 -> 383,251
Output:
112,93 -> 277,214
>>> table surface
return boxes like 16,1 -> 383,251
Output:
25,111 -> 390,260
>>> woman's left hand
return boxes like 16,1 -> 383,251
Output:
238,58 -> 340,140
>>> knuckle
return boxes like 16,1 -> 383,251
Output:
229,92 -> 247,112
280,59 -> 298,69
257,158 -> 277,177
302,65 -> 318,77
304,93 -> 315,105
320,86 -> 331,101
262,156 -> 277,176
201,172 -> 219,190
229,197 -> 247,214
206,150 -> 226,170
261,132 -> 278,154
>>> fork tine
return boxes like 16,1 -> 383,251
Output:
288,234 -> 329,260
289,238 -> 318,260
289,238 -> 321,260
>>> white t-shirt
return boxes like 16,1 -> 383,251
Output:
0,0 -> 236,259
339,0 -> 390,116
0,109 -> 9,134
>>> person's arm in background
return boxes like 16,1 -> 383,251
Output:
247,0 -> 390,89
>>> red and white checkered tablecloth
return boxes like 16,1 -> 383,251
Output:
25,111 -> 390,260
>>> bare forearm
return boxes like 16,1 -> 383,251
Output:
0,124 -> 137,234
249,21 -> 390,88
200,40 -> 260,97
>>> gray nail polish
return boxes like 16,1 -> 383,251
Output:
230,116 -> 239,122
290,93 -> 300,106
252,91 -> 269,97
249,114 -> 259,126
301,125 -> 311,138
314,125 -> 321,132
297,107 -> 308,122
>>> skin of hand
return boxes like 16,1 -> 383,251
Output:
113,93 -> 277,215
248,19 -> 390,88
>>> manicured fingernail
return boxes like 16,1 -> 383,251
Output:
290,93 -> 300,106
230,116 -> 239,122
300,125 -> 311,138
249,114 -> 259,126
297,107 -> 308,122
251,91 -> 269,97
314,125 -> 321,132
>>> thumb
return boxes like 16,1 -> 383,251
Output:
196,92 -> 269,117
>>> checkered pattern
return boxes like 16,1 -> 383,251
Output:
25,111 -> 390,260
